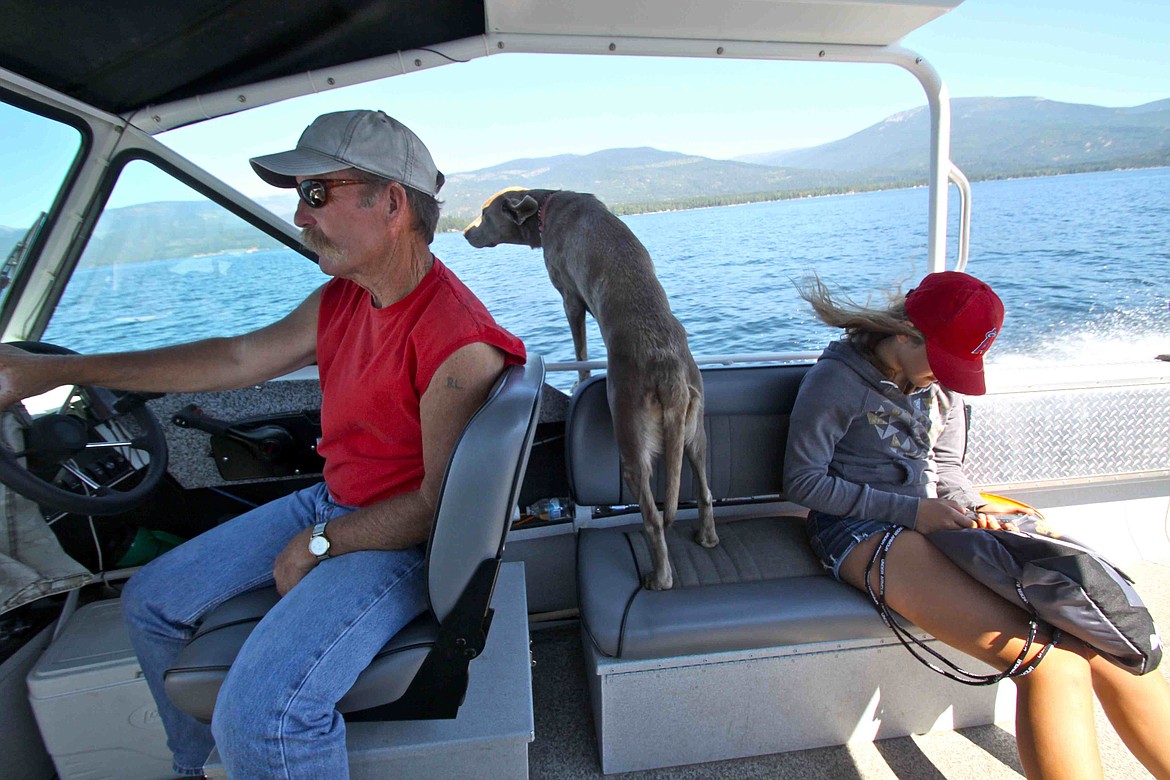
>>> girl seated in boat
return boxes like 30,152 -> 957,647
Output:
783,271 -> 1170,779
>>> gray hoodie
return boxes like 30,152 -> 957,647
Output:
783,340 -> 981,528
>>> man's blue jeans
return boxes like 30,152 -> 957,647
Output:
121,482 -> 427,778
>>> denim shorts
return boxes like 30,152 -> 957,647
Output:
805,511 -> 900,581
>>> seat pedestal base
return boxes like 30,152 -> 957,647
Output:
204,563 -> 533,779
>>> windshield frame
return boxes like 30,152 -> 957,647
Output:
0,87 -> 92,334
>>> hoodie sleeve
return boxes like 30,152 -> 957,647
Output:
783,360 -> 920,527
932,393 -> 982,510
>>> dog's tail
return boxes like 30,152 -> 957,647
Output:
659,383 -> 692,528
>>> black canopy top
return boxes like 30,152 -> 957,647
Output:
1,0 -> 485,116
3,1 -> 964,126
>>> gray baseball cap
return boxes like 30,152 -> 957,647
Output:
250,110 -> 445,196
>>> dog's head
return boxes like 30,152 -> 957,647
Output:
463,187 -> 543,249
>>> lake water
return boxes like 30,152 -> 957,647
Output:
44,168 -> 1170,390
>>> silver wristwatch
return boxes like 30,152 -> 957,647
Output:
309,521 -> 331,560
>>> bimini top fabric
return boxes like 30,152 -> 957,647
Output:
0,0 -> 485,116
0,0 -> 963,120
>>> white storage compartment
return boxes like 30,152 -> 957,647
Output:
26,599 -> 173,780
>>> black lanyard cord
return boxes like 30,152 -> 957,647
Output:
863,526 -> 1061,686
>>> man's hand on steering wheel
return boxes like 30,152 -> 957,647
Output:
0,341 -> 168,516
0,341 -> 61,410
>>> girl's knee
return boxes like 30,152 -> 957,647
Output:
1015,642 -> 1093,689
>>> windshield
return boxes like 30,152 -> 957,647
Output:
41,158 -> 322,352
1,212 -> 46,297
0,103 -> 82,314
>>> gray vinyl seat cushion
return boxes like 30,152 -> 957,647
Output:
578,515 -> 889,660
165,587 -> 438,721
570,364 -> 899,661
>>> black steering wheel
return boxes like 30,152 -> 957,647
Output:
0,341 -> 168,515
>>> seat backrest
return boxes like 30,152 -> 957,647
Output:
565,363 -> 809,506
425,355 -> 545,621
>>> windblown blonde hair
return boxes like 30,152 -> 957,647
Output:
795,274 -> 922,358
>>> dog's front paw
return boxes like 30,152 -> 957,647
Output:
642,572 -> 673,591
694,527 -> 719,548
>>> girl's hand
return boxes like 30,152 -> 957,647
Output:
971,498 -> 1033,531
971,511 -> 1018,531
976,497 -> 1032,517
914,498 -> 978,534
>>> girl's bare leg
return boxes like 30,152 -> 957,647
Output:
839,531 -> 1103,780
1087,653 -> 1170,778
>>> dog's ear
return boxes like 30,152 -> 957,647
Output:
503,194 -> 540,226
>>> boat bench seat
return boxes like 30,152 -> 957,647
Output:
579,514 -> 890,660
568,364 -> 1011,774
571,364 -> 888,662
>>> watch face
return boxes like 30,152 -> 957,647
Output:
309,535 -> 330,556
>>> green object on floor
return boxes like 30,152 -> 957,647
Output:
115,528 -> 186,567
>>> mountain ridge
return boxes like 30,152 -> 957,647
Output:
735,96 -> 1170,176
439,146 -> 855,219
432,96 -> 1169,229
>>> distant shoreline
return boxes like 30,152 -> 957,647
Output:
5,167 -> 1165,264
436,163 -> 1170,232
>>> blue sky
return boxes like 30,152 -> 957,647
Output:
3,0 -> 1169,225
157,0 -> 1170,197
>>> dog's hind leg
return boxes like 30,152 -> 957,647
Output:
626,455 -> 673,591
659,394 -> 687,532
686,392 -> 719,549
616,413 -> 673,590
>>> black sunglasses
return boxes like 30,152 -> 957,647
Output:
295,178 -> 369,208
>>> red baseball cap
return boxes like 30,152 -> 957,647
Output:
903,271 -> 1004,395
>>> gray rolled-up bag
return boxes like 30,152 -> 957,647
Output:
930,520 -> 1162,676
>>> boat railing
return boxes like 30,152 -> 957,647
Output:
949,162 -> 972,271
545,352 -> 821,374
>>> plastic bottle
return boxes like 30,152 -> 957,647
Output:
526,497 -> 572,521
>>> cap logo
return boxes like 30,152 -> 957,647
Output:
971,328 -> 997,356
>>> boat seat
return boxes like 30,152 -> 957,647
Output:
579,515 -> 893,660
570,364 -> 1013,774
571,364 -> 888,661
163,356 -> 545,723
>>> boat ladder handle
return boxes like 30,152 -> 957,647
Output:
949,162 -> 972,272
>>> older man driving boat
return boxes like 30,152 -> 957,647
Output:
0,110 -> 526,778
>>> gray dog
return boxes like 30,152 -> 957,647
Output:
464,188 -> 717,590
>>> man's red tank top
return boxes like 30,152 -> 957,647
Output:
316,258 -> 526,507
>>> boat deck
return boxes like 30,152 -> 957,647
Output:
527,558 -> 1170,779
